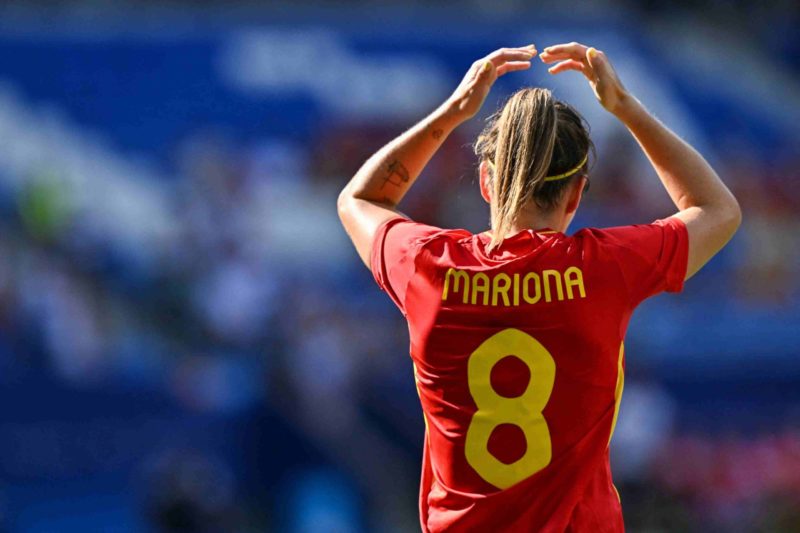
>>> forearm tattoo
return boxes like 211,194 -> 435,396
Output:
381,159 -> 410,189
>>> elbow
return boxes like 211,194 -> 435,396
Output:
692,194 -> 742,245
706,187 -> 742,239
708,195 -> 742,246
726,195 -> 742,236
337,189 -> 350,221
337,187 -> 357,224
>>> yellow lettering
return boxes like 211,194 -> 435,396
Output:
442,268 -> 470,303
564,266 -> 586,300
522,272 -> 541,304
472,272 -> 490,306
543,270 -> 564,302
492,273 -> 511,307
443,266 -> 585,306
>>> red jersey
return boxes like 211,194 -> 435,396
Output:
371,216 -> 688,532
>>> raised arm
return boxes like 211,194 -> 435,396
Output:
540,43 -> 741,279
338,45 -> 538,267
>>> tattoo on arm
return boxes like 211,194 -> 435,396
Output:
381,159 -> 410,189
432,128 -> 443,140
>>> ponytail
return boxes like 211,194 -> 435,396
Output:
474,88 -> 593,252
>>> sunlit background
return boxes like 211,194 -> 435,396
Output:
0,1 -> 798,532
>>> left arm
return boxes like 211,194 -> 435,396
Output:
337,45 -> 537,267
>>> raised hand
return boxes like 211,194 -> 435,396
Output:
539,42 -> 629,115
446,45 -> 538,122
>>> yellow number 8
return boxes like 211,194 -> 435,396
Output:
465,328 -> 556,489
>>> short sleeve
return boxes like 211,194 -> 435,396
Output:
595,217 -> 689,305
370,217 -> 442,314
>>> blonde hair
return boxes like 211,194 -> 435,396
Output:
474,88 -> 593,251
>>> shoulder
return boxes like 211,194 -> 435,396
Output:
377,217 -> 473,252
572,217 -> 689,298
371,217 -> 474,274
572,217 -> 686,251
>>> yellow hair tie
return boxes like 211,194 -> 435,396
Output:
487,153 -> 589,182
543,153 -> 589,182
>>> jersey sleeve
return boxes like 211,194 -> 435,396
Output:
595,216 -> 689,305
370,216 -> 442,315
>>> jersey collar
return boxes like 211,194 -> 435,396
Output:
476,228 -> 563,260
480,228 -> 560,240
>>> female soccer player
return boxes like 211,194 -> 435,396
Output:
338,42 -> 740,532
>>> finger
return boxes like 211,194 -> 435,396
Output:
486,46 -> 537,65
465,58 -> 492,84
539,52 -> 579,64
487,44 -> 537,57
477,59 -> 496,83
540,42 -> 588,62
547,59 -> 588,76
542,42 -> 589,55
496,61 -> 532,76
550,59 -> 595,83
467,60 -> 496,104
489,51 -> 537,66
585,47 -> 608,76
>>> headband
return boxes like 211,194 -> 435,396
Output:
487,153 -> 589,182
543,153 -> 589,182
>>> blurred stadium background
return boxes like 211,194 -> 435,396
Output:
0,1 -> 798,532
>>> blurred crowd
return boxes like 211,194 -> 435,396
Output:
1,112 -> 798,531
0,2 -> 798,532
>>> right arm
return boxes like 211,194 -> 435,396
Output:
613,98 -> 741,279
541,43 -> 741,279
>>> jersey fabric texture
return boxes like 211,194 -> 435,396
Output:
370,216 -> 689,532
